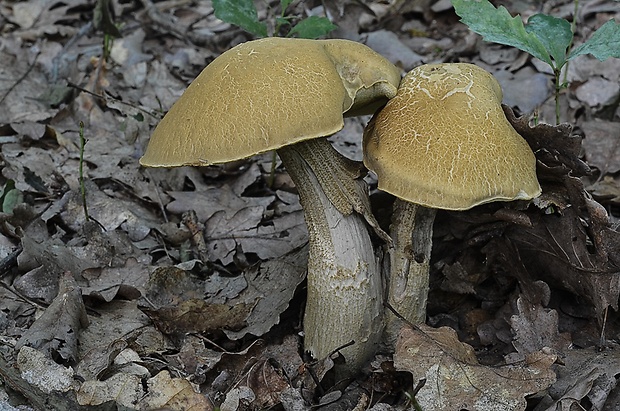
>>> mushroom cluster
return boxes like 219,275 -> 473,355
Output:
141,36 -> 542,376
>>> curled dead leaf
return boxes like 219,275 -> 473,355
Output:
394,325 -> 556,411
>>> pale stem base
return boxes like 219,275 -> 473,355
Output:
277,140 -> 383,377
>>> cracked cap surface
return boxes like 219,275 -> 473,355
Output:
363,63 -> 541,210
140,37 -> 401,167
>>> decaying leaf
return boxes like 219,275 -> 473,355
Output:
224,246 -> 308,340
505,108 -> 620,318
76,339 -> 128,381
537,346 -> 620,411
15,272 -> 89,364
61,182 -> 157,241
510,294 -> 572,356
144,298 -> 251,334
77,372 -> 142,408
139,266 -> 251,334
139,245 -> 307,338
394,325 -> 556,411
80,257 -> 150,302
77,300 -> 160,362
16,346 -> 76,394
581,119 -> 620,175
166,184 -> 273,223
167,183 -> 306,265
222,359 -> 291,410
482,239 -> 572,356
139,370 -> 213,410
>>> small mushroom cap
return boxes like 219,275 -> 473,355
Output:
363,63 -> 541,210
140,37 -> 401,167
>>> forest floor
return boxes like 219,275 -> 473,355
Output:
1,0 -> 620,410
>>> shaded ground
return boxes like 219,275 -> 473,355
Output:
1,0 -> 620,410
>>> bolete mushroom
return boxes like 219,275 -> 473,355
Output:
362,63 -> 541,342
140,37 -> 401,375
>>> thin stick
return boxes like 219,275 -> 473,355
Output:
78,121 -> 89,221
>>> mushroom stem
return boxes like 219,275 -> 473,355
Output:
277,139 -> 383,376
384,199 -> 436,346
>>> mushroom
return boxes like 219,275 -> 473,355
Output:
140,37 -> 401,375
362,63 -> 541,342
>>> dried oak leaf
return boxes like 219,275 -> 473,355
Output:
482,239 -> 572,355
504,107 -> 620,318
144,299 -> 251,334
223,246 -> 308,340
394,325 -> 556,411
138,370 -> 213,411
537,345 -> 620,411
139,266 -> 250,334
166,185 -> 273,224
77,372 -> 142,408
15,271 -> 89,364
581,119 -> 620,175
80,257 -> 150,302
169,184 -> 306,265
239,358 -> 291,410
507,193 -> 620,318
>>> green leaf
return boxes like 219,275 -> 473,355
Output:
287,16 -> 337,39
280,0 -> 294,14
451,0 -> 552,66
2,189 -> 23,214
568,19 -> 620,61
525,14 -> 572,69
213,0 -> 268,37
276,16 -> 292,26
93,0 -> 122,38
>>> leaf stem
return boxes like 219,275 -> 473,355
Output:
554,69 -> 562,125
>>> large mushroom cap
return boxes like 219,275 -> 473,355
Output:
363,63 -> 541,210
140,37 -> 401,167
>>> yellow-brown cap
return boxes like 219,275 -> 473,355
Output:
140,37 -> 401,167
363,63 -> 541,210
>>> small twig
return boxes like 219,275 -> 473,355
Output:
384,301 -> 424,333
193,333 -> 233,354
67,82 -> 160,119
599,306 -> 608,348
182,210 -> 209,263
78,121 -> 90,221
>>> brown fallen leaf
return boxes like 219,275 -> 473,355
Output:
240,358 -> 291,410
139,370 -> 213,411
80,257 -> 150,302
15,271 -> 89,364
581,119 -> 620,175
394,325 -> 556,411
138,265 -> 250,333
505,107 -> 620,319
77,372 -> 142,408
538,345 -> 620,411
510,294 -> 572,356
143,298 -> 251,334
223,246 -> 308,340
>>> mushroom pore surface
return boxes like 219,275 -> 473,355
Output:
363,63 -> 541,210
140,37 -> 401,167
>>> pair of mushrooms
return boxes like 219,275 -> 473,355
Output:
140,38 -> 540,375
